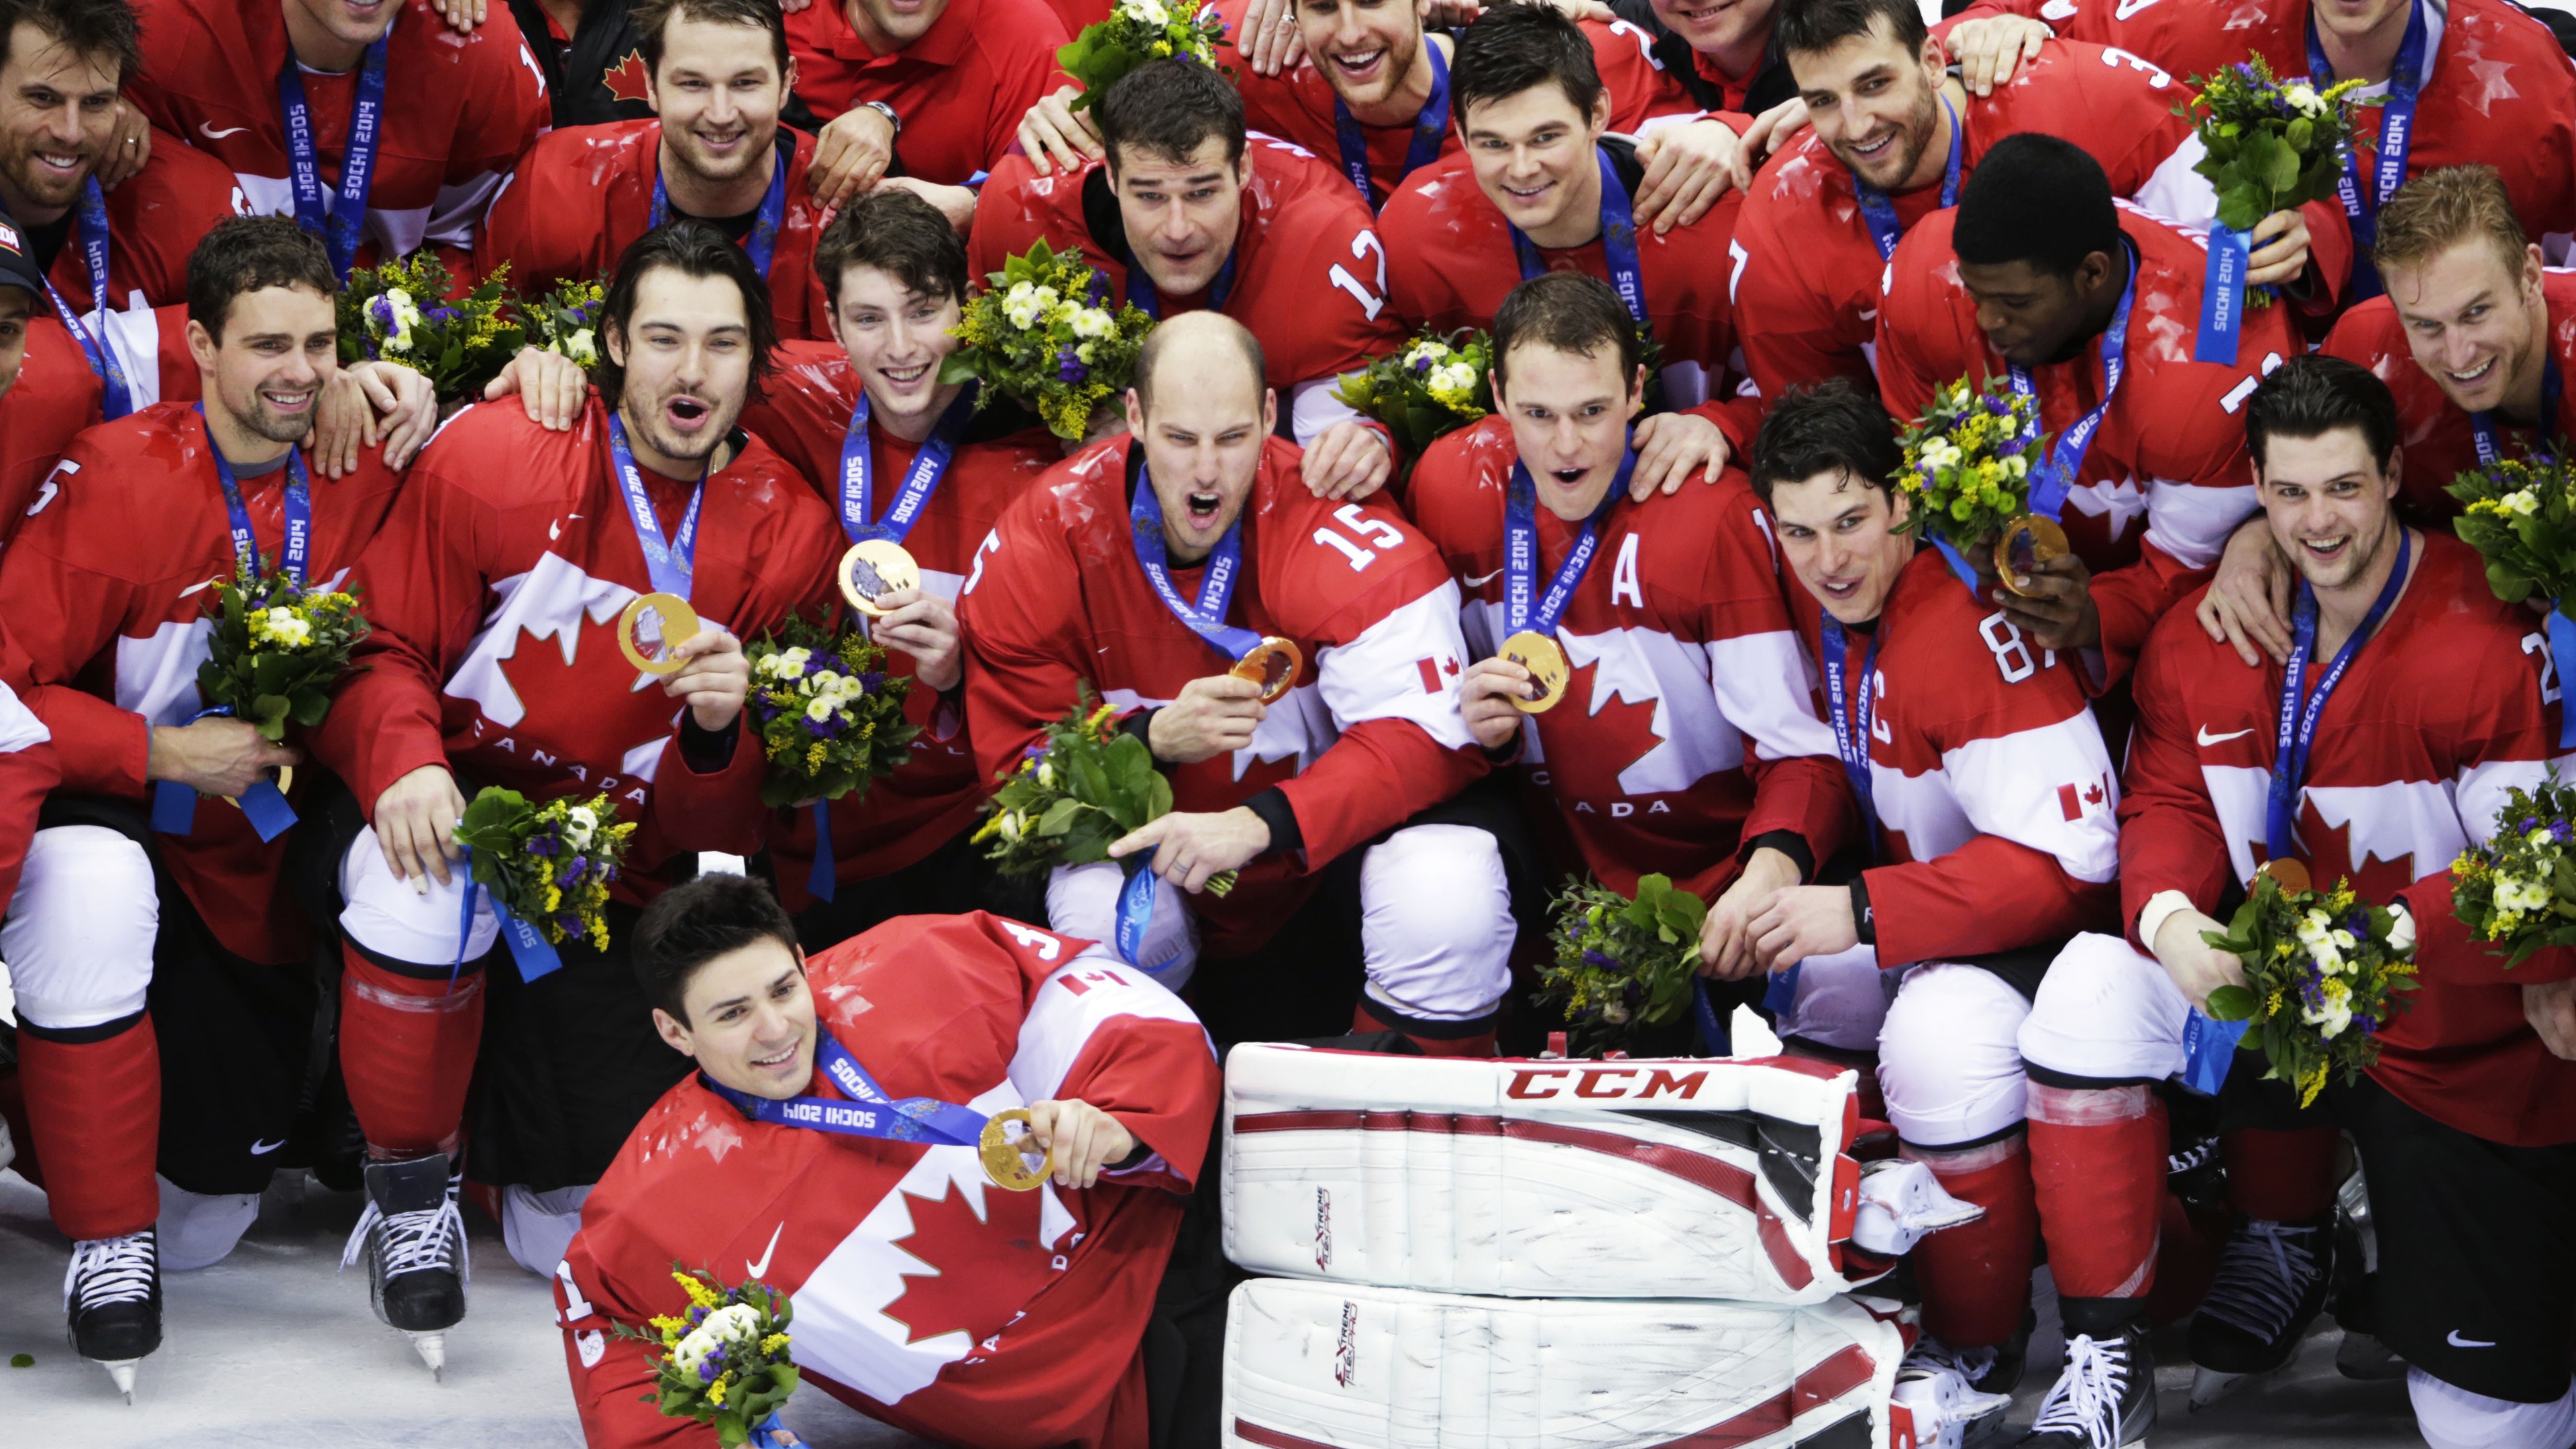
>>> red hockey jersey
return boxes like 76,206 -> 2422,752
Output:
308,396 -> 843,896
125,0 -> 549,266
2321,266 -> 2576,526
782,0 -> 1069,185
555,912 -> 1220,1449
42,132 -> 248,314
0,402 -> 405,964
0,311 -> 199,546
1405,416 -> 1853,901
0,684 -> 53,920
2121,530 -> 2571,1142
968,138 -> 1407,398
475,121 -> 836,341
1733,39 -> 2351,402
743,343 -> 1061,906
957,434 -> 1486,952
1817,547 -> 2122,969
1877,203 -> 2294,687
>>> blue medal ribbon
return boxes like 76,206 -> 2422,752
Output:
702,1034 -> 996,1151
46,178 -> 131,419
606,413 -> 704,602
2470,353 -> 2560,468
2198,223 -> 2254,367
453,843 -> 563,986
1126,251 -> 1235,320
1501,446 -> 1633,637
650,130 -> 793,277
1511,148 -> 1648,331
278,27 -> 390,280
1771,619 -> 1890,1018
2308,0 -> 2426,303
150,708 -> 299,841
1854,95 -> 1961,264
1334,40 -> 1449,209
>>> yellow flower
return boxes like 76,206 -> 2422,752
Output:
676,1271 -> 722,1309
2296,1059 -> 2329,1108
760,1332 -> 791,1354
708,1375 -> 729,1407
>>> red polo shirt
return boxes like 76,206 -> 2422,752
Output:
784,0 -> 1070,185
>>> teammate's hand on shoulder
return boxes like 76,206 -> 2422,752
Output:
1147,674 -> 1267,764
484,345 -> 588,431
1513,0 -> 1614,22
148,716 -> 300,802
867,588 -> 963,692
312,369 -> 380,479
1109,806 -> 1272,892
2200,511 -> 2295,666
665,627 -> 751,734
1017,85 -> 1104,178
1301,420 -> 1393,501
371,763 -> 468,892
810,105 -> 897,213
1702,847 -> 1801,980
1458,656 -> 1534,752
1240,0 -> 1304,76
2245,208 -> 2314,290
1945,15 -> 2052,95
1631,118 -> 1746,235
1737,96 -> 1811,165
1024,1097 -> 1139,1189
1986,551 -> 2099,653
97,101 -> 149,190
1628,410 -> 1729,499
344,360 -> 441,470
427,0 -> 484,32
2152,906 -> 2248,1013
1748,883 -> 1860,975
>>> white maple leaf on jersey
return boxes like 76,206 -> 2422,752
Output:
2063,474 -> 2150,543
445,551 -> 666,727
1558,628 -> 1743,796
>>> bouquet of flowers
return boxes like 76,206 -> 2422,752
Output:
942,241 -> 1155,441
1057,0 -> 1230,112
2200,871 -> 2417,1107
2177,57 -> 2365,308
612,1267 -> 800,1449
520,276 -> 605,368
974,687 -> 1234,895
745,613 -> 919,808
193,564 -> 368,741
1893,374 -> 2047,551
450,788 -> 635,952
1334,330 -> 1492,480
1532,874 -> 1707,1053
2452,774 -> 2576,967
337,252 -> 525,402
2449,449 -> 2576,609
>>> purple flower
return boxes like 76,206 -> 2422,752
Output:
2354,1013 -> 2378,1035
1984,396 -> 2008,416
526,836 -> 557,857
428,306 -> 460,326
600,863 -> 621,882
2524,816 -> 2541,835
700,1358 -> 719,1383
559,855 -> 589,887
1056,345 -> 1089,385
1581,949 -> 1617,971
2297,973 -> 2325,1011
368,295 -> 394,328
1411,354 -> 1434,374
859,672 -> 885,692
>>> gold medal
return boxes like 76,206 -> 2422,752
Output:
219,765 -> 294,809
1228,636 -> 1303,704
1992,515 -> 2072,598
2255,857 -> 2312,896
1499,629 -> 1569,714
978,1108 -> 1051,1192
617,592 -> 700,675
839,539 -> 920,617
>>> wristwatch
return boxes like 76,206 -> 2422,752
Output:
861,99 -> 901,136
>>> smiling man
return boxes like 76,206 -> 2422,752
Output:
556,877 -> 1220,1448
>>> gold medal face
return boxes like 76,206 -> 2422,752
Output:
839,539 -> 920,617
1992,515 -> 2072,597
219,765 -> 293,809
618,592 -> 700,675
979,1108 -> 1051,1192
1228,636 -> 1303,704
2256,857 -> 2312,896
1499,630 -> 1569,714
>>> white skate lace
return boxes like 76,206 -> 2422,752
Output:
62,1230 -> 157,1312
341,1189 -> 470,1288
2199,1217 -> 2320,1342
2027,1333 -> 2133,1449
2165,1135 -> 2220,1177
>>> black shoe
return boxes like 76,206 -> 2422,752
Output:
343,1152 -> 468,1373
2188,1212 -> 2332,1407
64,1228 -> 160,1400
2019,1326 -> 2155,1448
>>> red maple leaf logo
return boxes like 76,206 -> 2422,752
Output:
1538,659 -> 1666,804
880,1177 -> 1057,1348
479,612 -> 682,793
603,49 -> 651,105
2255,802 -> 2418,907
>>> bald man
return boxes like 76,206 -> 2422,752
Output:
959,313 -> 1521,1055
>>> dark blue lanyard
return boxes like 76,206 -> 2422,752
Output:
703,1036 -> 991,1150
2008,239 -> 2136,524
1129,466 -> 1265,662
2308,0 -> 2426,303
606,413 -> 704,600
1854,96 -> 1960,264
278,31 -> 390,280
1335,40 -> 1449,209
199,403 -> 312,584
837,383 -> 977,545
2265,525 -> 2412,865
1502,448 -> 1632,635
1511,148 -> 1647,330
2471,354 -> 2561,466
1818,619 -> 1884,851
46,178 -> 130,419
1126,251 -> 1236,319
651,131 -> 792,277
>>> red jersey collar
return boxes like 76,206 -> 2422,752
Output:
812,0 -> 979,68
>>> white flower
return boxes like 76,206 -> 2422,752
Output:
1077,341 -> 1097,364
258,606 -> 312,647
1071,307 -> 1115,339
2499,875 -> 2552,914
1005,281 -> 1036,306
1037,760 -> 1055,788
1917,439 -> 1962,471
2505,488 -> 2541,517
1128,0 -> 1171,23
998,811 -> 1026,842
559,804 -> 599,850
1005,303 -> 1038,331
2285,83 -> 2320,111
674,1303 -> 763,1379
806,697 -> 835,722
2301,976 -> 2354,1039
564,327 -> 598,367
2005,454 -> 2029,478
779,646 -> 812,676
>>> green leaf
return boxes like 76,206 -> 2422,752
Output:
2284,117 -> 2313,152
2243,129 -> 2300,196
2216,183 -> 2268,235
2205,983 -> 2260,1021
1038,796 -> 1085,835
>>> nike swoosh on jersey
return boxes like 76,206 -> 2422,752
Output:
250,1138 -> 286,1155
2197,726 -> 2255,747
1465,569 -> 1503,587
2447,1330 -> 2498,1348
745,1220 -> 784,1279
199,123 -> 250,140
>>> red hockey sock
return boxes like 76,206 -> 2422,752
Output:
340,947 -> 483,1159
17,1017 -> 160,1240
1907,1134 -> 2037,1348
2027,1083 -> 2167,1300
2144,1194 -> 2230,1324
2222,1124 -> 2339,1222
1352,1002 -> 1496,1059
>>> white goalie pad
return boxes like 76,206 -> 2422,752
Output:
1223,1045 -> 1886,1304
1222,1278 -> 1907,1449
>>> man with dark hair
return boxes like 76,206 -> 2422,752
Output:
2017,354 -> 2576,1448
960,311 -> 1518,1056
555,878 -> 1220,1446
478,0 -> 844,341
736,189 -> 1057,946
1876,133 -> 2298,689
1407,272 -> 1851,991
972,56 -> 1409,500
1379,1 -> 1752,488
303,221 -> 839,1368
1739,377 -> 2121,1440
122,0 -> 547,274
781,0 -> 1069,197
0,213 -> 426,1397
1735,0 -> 2341,403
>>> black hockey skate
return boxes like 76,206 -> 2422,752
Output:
342,1152 -> 469,1378
65,1227 -> 160,1402
2188,1211 -> 2333,1407
2019,1326 -> 2155,1448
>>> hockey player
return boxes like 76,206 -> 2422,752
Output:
0,216 -> 420,1397
123,0 -> 548,274
1407,272 -> 1851,977
305,221 -> 841,1368
1735,0 -> 2342,404
958,311 -> 1513,1054
736,189 -> 1057,945
2015,354 -> 2576,1449
1876,133 -> 2296,688
969,58 -> 1405,501
476,0 -> 840,342
782,0 -> 1069,205
1743,378 -> 2123,1433
556,875 -> 1220,1448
